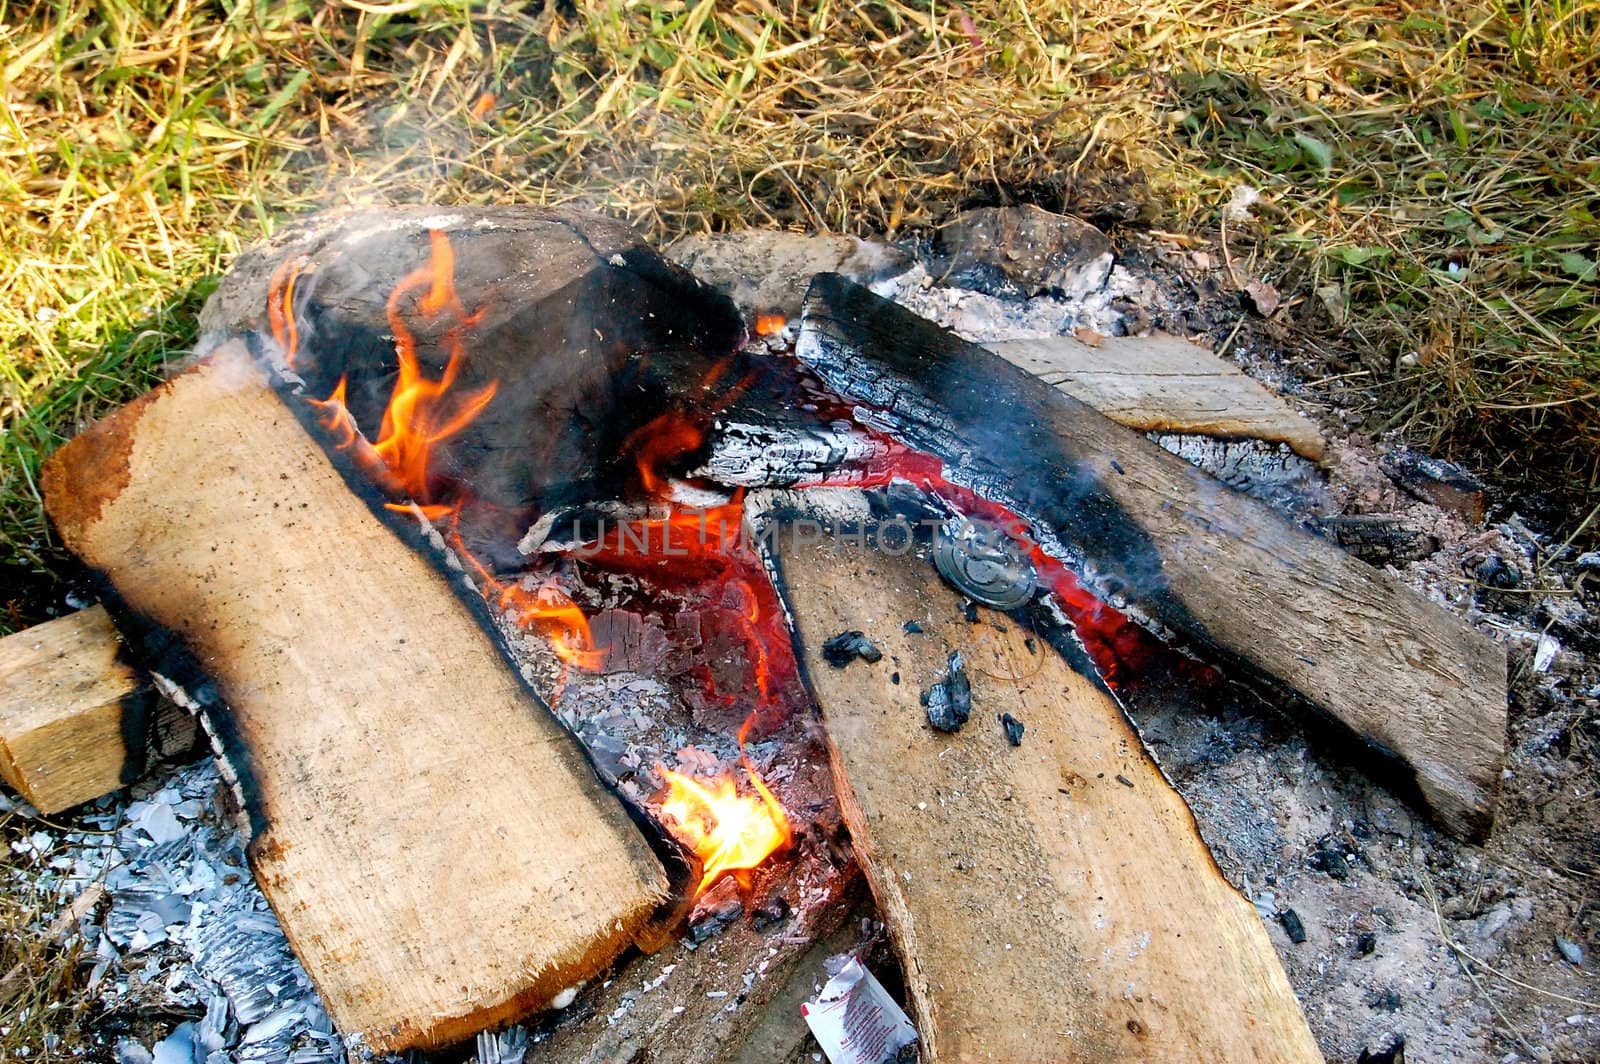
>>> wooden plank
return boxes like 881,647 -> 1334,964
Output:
0,605 -> 192,813
40,342 -> 678,1052
799,274 -> 1507,840
776,535 -> 1322,1063
986,334 -> 1326,461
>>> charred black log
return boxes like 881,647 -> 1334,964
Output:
204,206 -> 746,569
794,274 -> 1507,840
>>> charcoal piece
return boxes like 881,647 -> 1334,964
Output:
924,651 -> 972,733
891,672 -> 901,685
1314,514 -> 1439,566
1365,988 -> 1402,1012
1278,908 -> 1307,944
999,713 -> 1024,746
962,601 -> 979,623
902,620 -> 924,634
1357,1035 -> 1406,1064
822,630 -> 883,668
1355,931 -> 1378,956
1473,554 -> 1519,590
1381,446 -> 1485,521
1308,836 -> 1355,880
689,900 -> 743,943
751,896 -> 792,931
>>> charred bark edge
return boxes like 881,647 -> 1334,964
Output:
237,332 -> 702,934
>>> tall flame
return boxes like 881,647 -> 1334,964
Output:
265,230 -> 603,673
374,229 -> 498,505
658,716 -> 791,896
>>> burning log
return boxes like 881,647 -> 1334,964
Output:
775,531 -> 1322,1061
39,341 -> 690,1052
796,275 -> 1507,840
0,605 -> 194,813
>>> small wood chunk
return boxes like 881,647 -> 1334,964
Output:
986,334 -> 1326,461
0,606 -> 183,814
777,538 -> 1323,1063
41,343 -> 675,1052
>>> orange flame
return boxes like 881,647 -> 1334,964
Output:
376,230 -> 499,503
269,231 -> 605,673
658,717 -> 791,896
267,255 -> 309,368
624,412 -> 705,498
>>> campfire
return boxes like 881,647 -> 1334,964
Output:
12,206 -> 1510,1062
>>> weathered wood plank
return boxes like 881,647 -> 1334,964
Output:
798,274 -> 1507,839
986,333 -> 1326,460
41,343 -> 677,1052
0,605 -> 192,813
777,536 -> 1323,1063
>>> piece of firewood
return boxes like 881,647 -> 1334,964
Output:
40,342 -> 684,1052
985,334 -> 1326,461
798,274 -> 1507,840
776,536 -> 1323,1063
527,865 -> 863,1064
0,606 -> 193,814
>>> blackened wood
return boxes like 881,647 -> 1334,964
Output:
198,206 -> 746,569
797,274 -> 1506,840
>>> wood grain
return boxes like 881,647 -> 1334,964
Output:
986,334 -> 1325,460
0,605 -> 175,813
800,274 -> 1507,839
777,538 -> 1323,1063
41,343 -> 674,1052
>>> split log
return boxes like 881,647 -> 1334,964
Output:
985,334 -> 1326,461
527,863 -> 864,1064
798,274 -> 1507,840
40,342 -> 685,1052
0,605 -> 193,813
775,534 -> 1322,1062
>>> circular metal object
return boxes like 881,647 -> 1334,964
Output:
933,518 -> 1037,609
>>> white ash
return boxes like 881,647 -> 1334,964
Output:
17,761 -> 357,1063
873,261 -> 1141,343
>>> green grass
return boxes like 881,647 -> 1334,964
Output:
1,0 -> 1597,641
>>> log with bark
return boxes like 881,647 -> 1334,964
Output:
794,274 -> 1507,840
775,529 -> 1322,1062
40,341 -> 692,1052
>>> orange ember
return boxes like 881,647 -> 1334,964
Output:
470,92 -> 496,120
658,719 -> 791,895
753,312 -> 786,337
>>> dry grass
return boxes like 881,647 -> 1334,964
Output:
2,1 -> 1597,637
